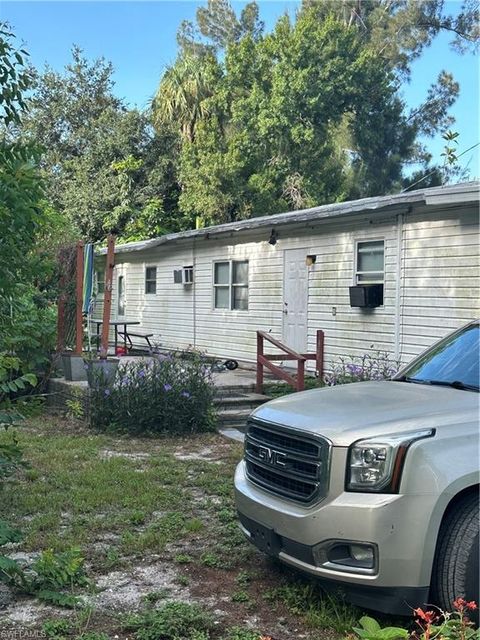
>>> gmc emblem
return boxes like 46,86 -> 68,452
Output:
258,445 -> 287,467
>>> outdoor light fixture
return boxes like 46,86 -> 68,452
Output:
306,254 -> 317,266
268,229 -> 278,245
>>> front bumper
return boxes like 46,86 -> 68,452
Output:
235,459 -> 432,615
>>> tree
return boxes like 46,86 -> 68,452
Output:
21,48 -> 180,241
177,0 -> 264,54
156,0 -> 477,226
0,23 -> 43,297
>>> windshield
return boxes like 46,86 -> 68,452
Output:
396,323 -> 479,391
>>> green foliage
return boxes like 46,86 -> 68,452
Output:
324,351 -> 400,386
221,629 -> 261,640
88,354 -> 216,435
353,616 -> 408,640
0,542 -> 88,608
22,47 -> 180,242
265,580 -> 359,633
123,601 -> 214,640
352,601 -> 480,640
32,547 -> 88,592
42,618 -> 72,639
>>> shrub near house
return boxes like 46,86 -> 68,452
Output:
88,355 -> 216,434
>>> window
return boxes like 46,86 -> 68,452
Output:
214,260 -> 249,310
145,266 -> 157,294
118,275 -> 125,316
96,270 -> 105,294
356,240 -> 384,284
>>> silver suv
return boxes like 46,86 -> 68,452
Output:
235,321 -> 479,615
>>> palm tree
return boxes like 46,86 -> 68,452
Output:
152,54 -> 216,143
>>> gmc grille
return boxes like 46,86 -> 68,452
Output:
244,419 -> 330,504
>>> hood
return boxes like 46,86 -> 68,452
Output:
251,381 -> 478,446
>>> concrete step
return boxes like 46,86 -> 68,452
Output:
214,384 -> 257,396
219,427 -> 245,443
216,408 -> 252,424
214,393 -> 270,411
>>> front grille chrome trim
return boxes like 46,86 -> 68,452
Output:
244,418 -> 331,505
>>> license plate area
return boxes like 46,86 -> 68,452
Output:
249,521 -> 281,556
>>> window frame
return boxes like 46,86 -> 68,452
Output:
96,269 -> 105,295
354,238 -> 385,286
145,265 -> 157,295
213,260 -> 249,311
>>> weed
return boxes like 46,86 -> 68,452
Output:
185,517 -> 204,533
141,588 -> 171,604
176,574 -> 190,586
231,589 -> 252,605
235,570 -> 253,588
175,553 -> 194,564
222,627 -> 261,640
43,619 -> 72,639
265,580 -> 359,633
123,601 -> 214,640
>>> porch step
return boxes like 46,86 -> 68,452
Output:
214,392 -> 270,411
215,391 -> 270,431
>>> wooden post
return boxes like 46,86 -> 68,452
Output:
56,277 -> 66,353
256,331 -> 264,394
75,241 -> 84,355
297,359 -> 305,392
316,330 -> 324,381
100,235 -> 115,359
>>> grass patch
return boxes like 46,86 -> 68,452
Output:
1,415 -> 355,638
264,579 -> 359,634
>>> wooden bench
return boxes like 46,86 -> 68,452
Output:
118,328 -> 154,351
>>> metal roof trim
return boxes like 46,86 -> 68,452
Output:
97,181 -> 479,255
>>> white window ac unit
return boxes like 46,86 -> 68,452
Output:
173,266 -> 194,285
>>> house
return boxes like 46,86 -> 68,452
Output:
95,181 -> 480,371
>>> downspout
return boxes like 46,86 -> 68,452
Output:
193,239 -> 197,349
394,212 -> 404,361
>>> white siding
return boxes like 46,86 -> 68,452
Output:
399,206 -> 480,361
94,202 -> 479,372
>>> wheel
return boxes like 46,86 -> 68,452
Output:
224,359 -> 238,370
431,492 -> 479,620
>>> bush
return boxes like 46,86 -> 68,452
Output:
324,351 -> 400,386
88,353 -> 216,435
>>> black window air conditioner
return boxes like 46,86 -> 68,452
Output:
349,284 -> 383,308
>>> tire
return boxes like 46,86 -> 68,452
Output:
224,359 -> 238,370
431,492 -> 479,620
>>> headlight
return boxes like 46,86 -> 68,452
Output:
346,429 -> 434,493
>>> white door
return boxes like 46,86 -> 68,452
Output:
283,249 -> 308,353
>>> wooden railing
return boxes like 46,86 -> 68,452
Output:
256,330 -> 324,394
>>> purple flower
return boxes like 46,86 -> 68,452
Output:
164,383 -> 172,392
138,370 -> 145,378
181,391 -> 191,399
104,389 -> 111,397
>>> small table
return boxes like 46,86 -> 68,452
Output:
92,319 -> 140,354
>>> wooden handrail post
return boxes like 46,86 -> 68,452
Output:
256,331 -> 264,394
316,330 -> 324,380
75,241 -> 84,355
100,235 -> 116,359
56,270 -> 66,353
297,359 -> 305,392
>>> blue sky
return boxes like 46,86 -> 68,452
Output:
1,0 -> 479,178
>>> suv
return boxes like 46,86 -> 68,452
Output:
235,321 -> 479,615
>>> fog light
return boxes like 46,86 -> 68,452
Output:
350,544 -> 375,566
325,541 -> 376,571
